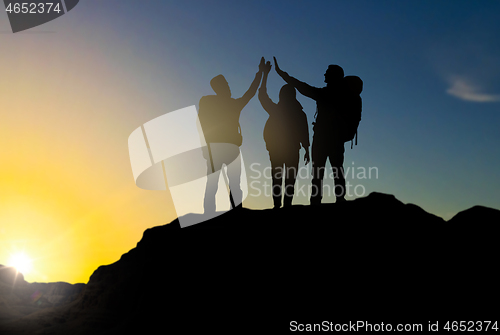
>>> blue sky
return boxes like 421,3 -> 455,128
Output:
1,0 -> 499,283
84,0 -> 499,217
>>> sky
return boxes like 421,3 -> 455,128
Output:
0,0 -> 499,284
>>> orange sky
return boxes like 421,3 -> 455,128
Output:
0,25 -> 180,284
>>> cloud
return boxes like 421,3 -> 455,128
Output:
446,76 -> 500,102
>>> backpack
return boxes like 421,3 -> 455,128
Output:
341,75 -> 363,148
198,96 -> 243,146
263,99 -> 305,152
312,76 -> 363,148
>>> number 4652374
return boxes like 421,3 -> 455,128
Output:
444,321 -> 498,332
5,2 -> 62,14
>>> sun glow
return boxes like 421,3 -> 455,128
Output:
8,253 -> 33,275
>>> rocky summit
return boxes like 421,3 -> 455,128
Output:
0,192 -> 498,334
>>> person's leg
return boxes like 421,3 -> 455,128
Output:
270,158 -> 284,209
310,137 -> 328,205
283,151 -> 299,207
203,162 -> 221,214
225,145 -> 243,208
329,140 -> 346,202
205,143 -> 238,213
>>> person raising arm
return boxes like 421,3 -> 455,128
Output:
237,57 -> 266,108
258,60 -> 275,115
273,57 -> 321,101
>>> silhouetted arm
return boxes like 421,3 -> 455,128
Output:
258,61 -> 275,115
238,58 -> 265,107
274,57 -> 321,101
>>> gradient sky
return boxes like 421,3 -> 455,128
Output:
1,0 -> 499,284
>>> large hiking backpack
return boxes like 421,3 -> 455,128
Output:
312,76 -> 363,148
341,75 -> 363,148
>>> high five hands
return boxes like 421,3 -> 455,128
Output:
259,57 -> 272,74
259,57 -> 266,73
258,56 -> 286,76
263,60 -> 271,74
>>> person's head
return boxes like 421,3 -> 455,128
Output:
279,84 -> 297,102
324,65 -> 344,84
210,74 -> 231,97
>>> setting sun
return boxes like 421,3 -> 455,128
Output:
8,253 -> 33,275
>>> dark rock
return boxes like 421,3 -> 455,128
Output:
449,205 -> 500,224
1,192 -> 498,334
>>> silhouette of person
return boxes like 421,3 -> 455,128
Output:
258,61 -> 310,209
274,57 -> 347,204
198,58 -> 265,213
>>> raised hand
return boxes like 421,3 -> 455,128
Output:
259,57 -> 266,73
273,57 -> 283,75
263,60 -> 272,74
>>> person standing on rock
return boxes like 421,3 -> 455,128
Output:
258,60 -> 310,209
273,57 -> 357,204
198,58 -> 265,213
